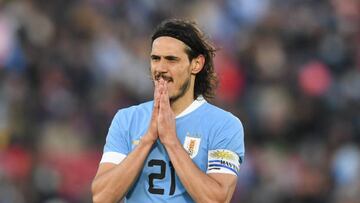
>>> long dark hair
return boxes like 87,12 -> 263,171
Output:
151,19 -> 218,100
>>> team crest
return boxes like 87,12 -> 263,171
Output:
183,133 -> 201,158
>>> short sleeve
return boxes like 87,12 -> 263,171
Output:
207,115 -> 245,176
100,110 -> 131,164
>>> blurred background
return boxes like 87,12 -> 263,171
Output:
0,0 -> 359,202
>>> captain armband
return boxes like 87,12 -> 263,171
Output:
206,149 -> 241,176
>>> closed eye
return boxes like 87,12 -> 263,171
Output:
150,55 -> 160,61
164,56 -> 180,62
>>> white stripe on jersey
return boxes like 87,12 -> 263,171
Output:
100,152 -> 126,164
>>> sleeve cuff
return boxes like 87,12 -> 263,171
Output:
100,152 -> 127,164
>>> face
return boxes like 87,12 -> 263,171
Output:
150,36 -> 193,102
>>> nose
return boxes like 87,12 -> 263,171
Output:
153,59 -> 169,75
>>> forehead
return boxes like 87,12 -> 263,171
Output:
151,36 -> 188,56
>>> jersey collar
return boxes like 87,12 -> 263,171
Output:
176,95 -> 206,119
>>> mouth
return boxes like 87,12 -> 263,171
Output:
154,74 -> 173,83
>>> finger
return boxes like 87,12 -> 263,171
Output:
159,82 -> 170,114
153,80 -> 160,109
163,81 -> 171,107
158,78 -> 165,94
152,80 -> 161,122
159,86 -> 170,114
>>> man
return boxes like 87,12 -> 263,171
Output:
92,19 -> 245,203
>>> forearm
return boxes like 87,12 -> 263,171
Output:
164,140 -> 228,203
92,138 -> 154,203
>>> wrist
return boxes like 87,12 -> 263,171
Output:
141,132 -> 157,145
161,134 -> 181,149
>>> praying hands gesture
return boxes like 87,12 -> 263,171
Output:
144,78 -> 177,146
157,79 -> 178,146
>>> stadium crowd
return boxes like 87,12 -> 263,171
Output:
0,0 -> 359,202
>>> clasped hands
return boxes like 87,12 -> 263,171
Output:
143,78 -> 177,146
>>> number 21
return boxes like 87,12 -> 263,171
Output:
148,159 -> 176,195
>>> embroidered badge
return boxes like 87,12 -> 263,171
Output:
210,150 -> 237,162
183,133 -> 201,159
132,140 -> 140,145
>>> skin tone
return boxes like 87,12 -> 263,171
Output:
92,36 -> 237,203
150,36 -> 197,116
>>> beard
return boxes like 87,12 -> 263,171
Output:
169,76 -> 191,103
151,65 -> 192,103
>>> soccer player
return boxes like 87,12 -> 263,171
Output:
92,19 -> 245,203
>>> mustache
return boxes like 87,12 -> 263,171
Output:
154,73 -> 173,82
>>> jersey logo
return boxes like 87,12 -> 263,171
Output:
183,133 -> 201,159
132,140 -> 140,146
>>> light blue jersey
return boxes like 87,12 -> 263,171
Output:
100,98 -> 245,203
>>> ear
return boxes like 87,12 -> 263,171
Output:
191,55 -> 205,74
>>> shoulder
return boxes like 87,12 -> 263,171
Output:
204,103 -> 245,163
202,102 -> 242,126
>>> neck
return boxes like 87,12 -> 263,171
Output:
171,92 -> 194,116
171,77 -> 195,116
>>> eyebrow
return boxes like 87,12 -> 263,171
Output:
164,55 -> 180,61
150,55 -> 160,59
150,54 -> 180,61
